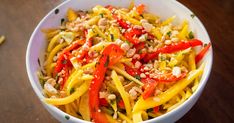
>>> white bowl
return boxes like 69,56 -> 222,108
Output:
26,0 -> 213,122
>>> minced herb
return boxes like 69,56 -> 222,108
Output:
134,75 -> 141,80
104,56 -> 110,67
188,31 -> 194,39
166,31 -> 172,37
99,13 -> 104,18
62,60 -> 67,64
70,88 -> 75,94
110,34 -> 114,41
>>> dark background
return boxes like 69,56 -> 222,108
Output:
0,0 -> 233,123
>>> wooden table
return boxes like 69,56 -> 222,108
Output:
0,0 -> 233,123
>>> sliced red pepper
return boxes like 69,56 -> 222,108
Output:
142,78 -> 157,99
89,44 -> 124,123
99,98 -> 109,107
124,64 -> 140,77
118,99 -> 125,109
136,4 -> 145,15
153,106 -> 159,113
153,72 -> 187,82
53,52 -> 72,77
63,39 -> 85,53
143,39 -> 203,62
105,5 -> 114,11
195,43 -> 211,63
134,42 -> 145,53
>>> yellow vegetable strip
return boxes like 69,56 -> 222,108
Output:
161,15 -> 176,26
64,70 -> 80,88
85,16 -> 100,27
79,92 -> 91,121
178,24 -> 188,40
111,70 -> 132,117
93,25 -> 109,41
133,63 -> 205,112
189,50 -> 200,92
47,34 -> 61,52
110,66 -> 144,86
81,62 -> 96,70
90,42 -> 112,52
132,111 -> 148,123
66,70 -> 83,95
67,8 -> 78,21
151,28 -> 162,40
118,112 -> 133,123
46,42 -> 67,76
105,113 -> 118,123
44,81 -> 90,105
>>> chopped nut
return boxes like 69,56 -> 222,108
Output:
108,94 -> 116,100
121,43 -> 130,51
142,22 -> 154,32
98,18 -> 107,27
115,39 -> 124,46
165,40 -> 172,45
134,61 -> 142,69
99,91 -> 108,98
126,48 -> 136,57
46,78 -> 56,86
140,73 -> 146,78
44,83 -> 58,94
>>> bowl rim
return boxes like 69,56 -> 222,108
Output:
26,0 -> 213,122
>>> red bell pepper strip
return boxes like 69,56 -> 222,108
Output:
89,44 -> 124,123
99,98 -> 109,107
142,78 -> 157,99
123,28 -> 144,45
153,106 -> 159,113
53,39 -> 85,76
141,72 -> 187,99
143,39 -> 203,62
134,42 -> 145,53
136,4 -> 145,15
195,43 -> 211,63
116,17 -> 130,29
118,99 -> 125,109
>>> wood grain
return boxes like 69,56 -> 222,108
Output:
0,0 -> 233,123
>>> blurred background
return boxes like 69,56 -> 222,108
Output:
0,0 -> 233,123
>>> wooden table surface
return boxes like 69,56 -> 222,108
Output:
0,0 -> 233,123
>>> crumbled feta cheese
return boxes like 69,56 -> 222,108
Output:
172,66 -> 181,77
